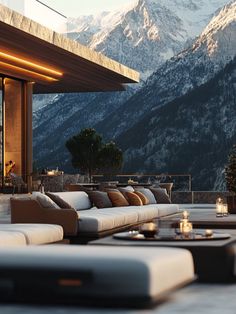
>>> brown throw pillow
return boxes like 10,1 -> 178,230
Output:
107,191 -> 129,207
134,191 -> 149,205
125,191 -> 143,206
46,192 -> 73,209
149,188 -> 171,204
88,191 -> 113,209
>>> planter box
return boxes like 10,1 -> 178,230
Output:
227,195 -> 236,214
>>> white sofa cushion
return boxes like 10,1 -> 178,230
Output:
157,204 -> 179,217
0,245 -> 194,305
78,207 -> 139,233
0,224 -> 63,245
78,204 -> 179,233
53,191 -> 91,210
79,205 -> 158,232
131,204 -> 159,222
0,231 -> 27,246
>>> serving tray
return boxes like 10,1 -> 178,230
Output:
113,231 -> 231,241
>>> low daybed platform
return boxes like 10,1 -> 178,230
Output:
0,245 -> 194,307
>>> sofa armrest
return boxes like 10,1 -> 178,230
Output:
10,199 -> 78,236
43,208 -> 78,236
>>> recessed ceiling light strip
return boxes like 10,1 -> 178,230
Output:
0,61 -> 59,82
0,51 -> 63,77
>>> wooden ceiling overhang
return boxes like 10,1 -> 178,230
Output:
0,4 -> 139,93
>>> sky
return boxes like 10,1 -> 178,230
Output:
43,0 -> 133,17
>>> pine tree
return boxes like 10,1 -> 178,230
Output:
225,145 -> 236,194
66,128 -> 123,182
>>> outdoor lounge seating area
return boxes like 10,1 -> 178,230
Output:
0,0 -> 236,312
0,189 -> 236,311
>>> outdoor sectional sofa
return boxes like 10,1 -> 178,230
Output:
11,189 -> 180,242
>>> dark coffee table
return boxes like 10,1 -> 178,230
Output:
89,228 -> 236,283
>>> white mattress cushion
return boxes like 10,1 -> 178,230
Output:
157,204 -> 179,217
53,191 -> 91,210
132,204 -> 159,222
0,231 -> 27,246
0,224 -> 63,245
78,204 -> 178,233
78,207 -> 139,233
0,245 -> 195,301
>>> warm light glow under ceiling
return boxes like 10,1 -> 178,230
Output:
0,51 -> 63,77
0,61 -> 59,82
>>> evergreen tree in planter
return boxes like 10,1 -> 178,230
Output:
66,128 -> 123,183
225,144 -> 236,213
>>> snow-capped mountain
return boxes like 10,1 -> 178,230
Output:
95,0 -> 236,140
67,0 -> 229,79
33,0 -> 234,184
109,1 -> 236,190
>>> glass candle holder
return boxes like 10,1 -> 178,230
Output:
140,222 -> 158,238
181,222 -> 193,237
182,210 -> 189,219
216,198 -> 223,217
222,204 -> 228,216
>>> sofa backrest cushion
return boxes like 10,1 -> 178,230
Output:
45,192 -> 73,209
31,192 -> 60,209
52,191 -> 91,210
125,192 -> 143,206
108,191 -> 129,207
88,191 -> 113,209
134,191 -> 149,205
149,188 -> 171,204
135,188 -> 157,204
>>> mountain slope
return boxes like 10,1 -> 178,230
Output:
117,56 -> 236,190
95,0 -> 236,139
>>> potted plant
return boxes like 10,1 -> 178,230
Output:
225,144 -> 236,214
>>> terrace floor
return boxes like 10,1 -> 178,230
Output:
0,283 -> 236,313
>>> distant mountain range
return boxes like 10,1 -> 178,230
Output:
33,0 -> 235,190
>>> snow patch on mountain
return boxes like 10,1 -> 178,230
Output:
67,0 -> 230,79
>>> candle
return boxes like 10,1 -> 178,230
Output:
182,222 -> 192,237
182,210 -> 189,219
216,198 -> 224,217
205,229 -> 213,237
140,222 -> 158,238
216,204 -> 223,217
